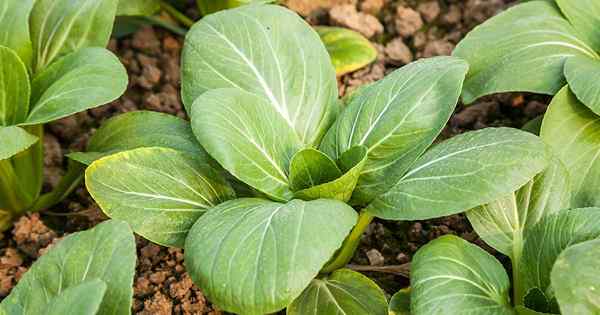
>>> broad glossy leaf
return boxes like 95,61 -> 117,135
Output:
23,48 -> 126,125
389,288 -> 411,315
185,198 -> 357,315
556,0 -> 600,52
541,87 -> 600,208
287,268 -> 387,315
520,208 -> 600,300
564,56 -> 600,115
191,88 -> 301,201
315,26 -> 377,76
86,147 -> 234,247
30,0 -> 119,73
0,0 -> 34,68
552,239 -> 600,314
289,148 -> 342,192
68,111 -> 210,165
467,156 -> 570,257
320,56 -> 468,205
0,220 -> 136,315
0,46 -> 30,126
453,1 -> 598,103
0,126 -> 38,160
117,0 -> 160,16
182,4 -> 337,146
295,146 -> 368,202
367,127 -> 550,220
411,235 -> 513,315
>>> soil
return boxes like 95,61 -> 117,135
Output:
1,0 -> 548,313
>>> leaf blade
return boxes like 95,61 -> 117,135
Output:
0,126 -> 38,160
0,0 -> 34,68
564,56 -> 600,115
315,26 -> 377,76
0,46 -> 30,126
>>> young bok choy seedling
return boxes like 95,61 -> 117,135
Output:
84,5 -> 552,314
0,0 -> 127,230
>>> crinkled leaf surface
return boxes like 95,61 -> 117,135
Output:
315,26 -> 377,76
294,146 -> 368,202
564,56 -> 600,115
320,56 -> 468,205
520,208 -> 600,301
191,88 -> 301,202
0,126 -> 38,160
29,0 -> 119,73
182,4 -> 337,146
0,0 -> 34,68
184,198 -> 357,315
467,156 -> 570,257
117,0 -> 160,16
556,0 -> 600,52
541,87 -> 600,208
389,288 -> 411,315
0,46 -> 30,126
24,48 -> 127,125
289,148 -> 342,192
552,238 -> 600,315
0,220 -> 136,315
366,127 -> 550,220
411,235 -> 513,315
86,147 -> 234,247
68,111 -> 210,165
453,1 -> 598,103
287,268 -> 388,315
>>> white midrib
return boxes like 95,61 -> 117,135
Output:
204,23 -> 294,129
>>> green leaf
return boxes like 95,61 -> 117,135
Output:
68,111 -> 211,166
411,235 -> 513,315
366,127 -> 550,220
287,268 -> 388,315
522,116 -> 543,135
453,1 -> 599,103
0,0 -> 34,68
523,287 -> 559,314
197,0 -> 275,16
520,208 -> 600,301
320,56 -> 468,205
515,306 -> 554,315
86,147 -> 234,247
315,26 -> 377,76
294,146 -> 368,202
190,88 -> 301,202
0,46 -> 30,126
44,280 -> 107,315
467,156 -> 570,257
0,126 -> 38,160
289,148 -> 342,192
184,198 -> 358,315
556,0 -> 600,52
389,288 -> 411,315
181,4 -> 337,146
564,56 -> 600,115
0,220 -> 136,315
552,239 -> 600,314
29,0 -> 119,73
540,87 -> 600,208
117,0 -> 160,16
23,48 -> 127,125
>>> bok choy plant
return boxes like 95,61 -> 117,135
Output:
403,86 -> 600,315
0,0 -> 127,230
84,4 -> 552,314
453,0 -> 600,115
0,220 -> 136,315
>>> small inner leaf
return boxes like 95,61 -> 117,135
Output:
315,26 -> 377,76
289,148 -> 342,192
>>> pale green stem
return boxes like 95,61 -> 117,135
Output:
512,230 -> 525,305
321,211 -> 374,273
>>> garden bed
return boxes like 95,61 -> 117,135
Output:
0,0 -> 549,313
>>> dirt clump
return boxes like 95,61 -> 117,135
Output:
330,4 -> 384,38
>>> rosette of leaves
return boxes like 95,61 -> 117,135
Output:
0,220 -> 137,315
84,5 -> 552,314
405,87 -> 600,314
454,0 -> 600,115
0,0 -> 127,230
